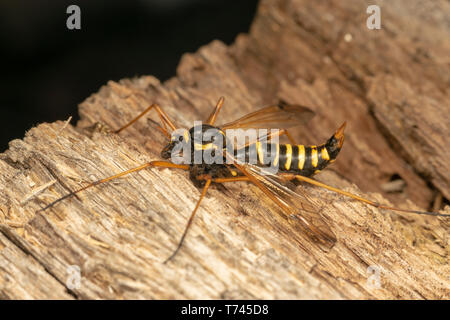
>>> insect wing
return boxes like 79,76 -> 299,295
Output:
230,157 -> 336,251
220,104 -> 315,151
220,104 -> 315,130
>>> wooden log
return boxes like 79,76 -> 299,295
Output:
0,0 -> 448,299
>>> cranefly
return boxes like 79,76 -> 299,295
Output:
37,97 -> 449,263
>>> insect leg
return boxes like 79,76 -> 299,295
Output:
194,174 -> 250,183
38,161 -> 189,213
293,174 -> 449,217
231,163 -> 294,213
235,129 -> 287,150
115,103 -> 177,137
283,130 -> 298,145
242,128 -> 296,148
164,179 -> 212,263
212,176 -> 250,183
205,96 -> 225,125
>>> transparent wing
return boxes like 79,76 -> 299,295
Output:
228,153 -> 336,251
221,104 -> 315,151
220,104 -> 315,130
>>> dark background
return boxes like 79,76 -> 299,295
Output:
0,0 -> 258,152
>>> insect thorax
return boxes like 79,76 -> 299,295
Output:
189,124 -> 227,149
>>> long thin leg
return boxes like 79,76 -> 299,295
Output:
206,97 -> 225,125
235,128 -> 298,150
293,174 -> 449,217
164,179 -> 212,263
38,161 -> 189,213
194,174 -> 250,183
209,171 -> 448,217
234,129 -> 287,150
115,104 -> 177,137
212,176 -> 250,183
284,130 -> 298,145
231,162 -> 294,214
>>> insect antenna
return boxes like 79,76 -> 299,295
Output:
164,179 -> 212,264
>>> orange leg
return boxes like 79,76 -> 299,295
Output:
232,129 -> 287,150
292,174 -> 448,217
259,129 -> 297,144
216,172 -> 294,216
235,128 -> 298,150
115,104 -> 177,138
38,161 -> 189,213
164,179 -> 212,263
164,174 -> 251,263
212,176 -> 250,183
205,97 -> 225,126
283,130 -> 298,145
226,162 -> 295,215
210,170 -> 449,218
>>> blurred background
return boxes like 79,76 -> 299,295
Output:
0,0 -> 258,152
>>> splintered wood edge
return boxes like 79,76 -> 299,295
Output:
1,0 -> 450,299
0,105 -> 448,299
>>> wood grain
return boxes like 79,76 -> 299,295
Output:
0,0 -> 449,299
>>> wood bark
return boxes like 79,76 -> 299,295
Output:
0,0 -> 449,299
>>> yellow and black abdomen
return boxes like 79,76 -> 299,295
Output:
280,144 -> 333,176
249,124 -> 345,177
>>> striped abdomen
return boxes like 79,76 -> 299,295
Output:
244,123 -> 345,177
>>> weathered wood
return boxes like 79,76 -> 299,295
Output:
0,0 -> 449,299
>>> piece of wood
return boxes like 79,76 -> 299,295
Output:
0,0 -> 449,299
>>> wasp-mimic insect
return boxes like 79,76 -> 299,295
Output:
38,97 -> 449,263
